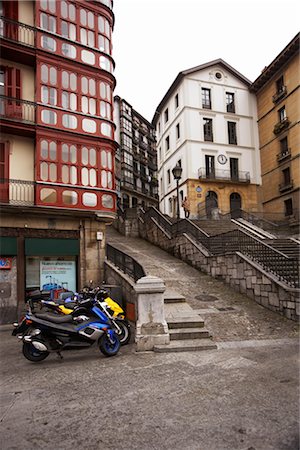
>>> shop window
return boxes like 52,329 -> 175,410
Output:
62,190 -> 78,205
40,187 -> 57,203
102,194 -> 113,209
83,192 -> 97,207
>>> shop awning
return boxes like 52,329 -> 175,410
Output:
25,238 -> 79,256
0,237 -> 18,255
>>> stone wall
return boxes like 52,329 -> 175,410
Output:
139,217 -> 300,321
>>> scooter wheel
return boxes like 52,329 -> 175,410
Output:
22,342 -> 49,362
115,320 -> 131,345
98,333 -> 120,357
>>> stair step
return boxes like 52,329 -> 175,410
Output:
169,328 -> 210,340
163,291 -> 186,303
153,338 -> 217,353
167,316 -> 205,329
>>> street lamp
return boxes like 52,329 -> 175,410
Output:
172,163 -> 182,220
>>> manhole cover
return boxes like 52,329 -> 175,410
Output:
195,294 -> 218,302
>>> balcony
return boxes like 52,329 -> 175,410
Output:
277,148 -> 291,162
148,160 -> 157,171
272,86 -> 287,103
0,96 -> 36,136
0,16 -> 36,64
273,117 -> 290,135
0,178 -> 34,206
279,180 -> 294,193
198,168 -> 250,183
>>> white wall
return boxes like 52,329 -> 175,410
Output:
156,63 -> 261,214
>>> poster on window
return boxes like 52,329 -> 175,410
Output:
40,260 -> 76,292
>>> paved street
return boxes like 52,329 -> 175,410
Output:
0,329 -> 299,450
0,228 -> 299,450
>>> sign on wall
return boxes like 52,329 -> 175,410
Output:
40,260 -> 76,292
0,257 -> 12,270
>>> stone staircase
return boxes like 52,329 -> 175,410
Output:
192,219 -> 237,236
265,238 -> 300,258
153,290 -> 217,353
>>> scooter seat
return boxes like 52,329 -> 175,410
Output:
35,313 -> 73,323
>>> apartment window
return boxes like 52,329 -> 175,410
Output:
226,92 -> 235,113
278,106 -> 286,122
0,66 -> 22,118
164,108 -> 169,123
203,118 -> 213,142
158,122 -> 161,134
178,159 -> 181,167
276,76 -> 284,94
205,155 -> 215,178
284,198 -> 293,216
230,158 -> 239,180
280,137 -> 288,153
228,121 -> 237,145
40,12 -> 56,33
175,93 -> 179,109
202,88 -> 211,109
165,136 -> 170,151
282,167 -> 291,186
169,198 -> 173,214
158,147 -> 162,161
61,21 -> 76,40
176,123 -> 180,140
167,169 -> 171,184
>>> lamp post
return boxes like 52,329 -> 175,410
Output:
172,163 -> 182,220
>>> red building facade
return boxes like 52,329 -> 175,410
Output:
0,0 -> 117,323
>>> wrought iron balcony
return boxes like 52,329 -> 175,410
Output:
0,16 -> 35,47
273,117 -> 290,135
279,180 -> 294,193
0,95 -> 36,123
198,168 -> 250,183
272,86 -> 287,103
0,178 -> 35,206
277,148 -> 291,162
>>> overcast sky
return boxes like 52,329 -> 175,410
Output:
112,0 -> 299,123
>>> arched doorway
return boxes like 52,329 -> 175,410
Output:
230,193 -> 242,218
205,191 -> 218,219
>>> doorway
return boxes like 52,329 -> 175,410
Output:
230,192 -> 242,218
205,191 -> 218,218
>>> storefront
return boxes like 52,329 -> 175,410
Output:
0,235 -> 80,323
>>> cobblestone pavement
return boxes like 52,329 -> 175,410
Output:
106,226 -> 299,343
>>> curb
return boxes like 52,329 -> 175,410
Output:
0,324 -> 14,332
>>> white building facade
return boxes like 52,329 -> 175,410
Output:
153,60 -> 261,219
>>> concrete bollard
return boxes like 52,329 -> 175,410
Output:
134,275 -> 170,351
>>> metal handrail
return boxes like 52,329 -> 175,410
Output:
198,168 -> 250,182
106,243 -> 146,282
0,16 -> 35,47
0,95 -> 36,123
143,207 -> 299,287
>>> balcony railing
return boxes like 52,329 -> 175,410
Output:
198,168 -> 250,183
279,180 -> 294,193
0,178 -> 35,206
273,117 -> 290,135
272,86 -> 287,103
0,95 -> 36,123
277,148 -> 291,162
0,16 -> 35,47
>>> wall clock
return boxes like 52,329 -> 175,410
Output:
217,154 -> 227,165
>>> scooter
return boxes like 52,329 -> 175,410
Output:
12,297 -> 121,362
41,288 -> 131,345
